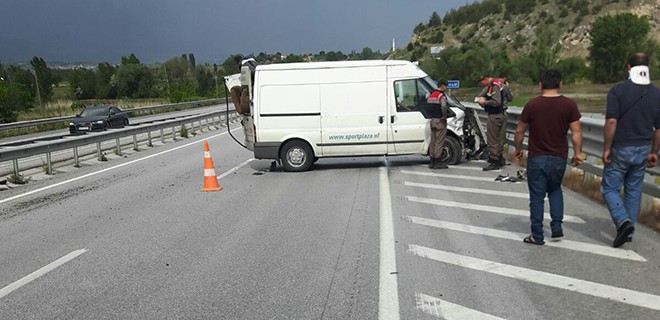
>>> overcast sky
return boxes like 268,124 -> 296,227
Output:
1,0 -> 476,65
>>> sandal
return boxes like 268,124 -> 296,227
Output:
523,234 -> 545,245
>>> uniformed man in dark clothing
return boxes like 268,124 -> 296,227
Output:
478,76 -> 507,171
427,80 -> 450,169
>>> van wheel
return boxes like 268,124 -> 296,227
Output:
440,136 -> 462,165
280,140 -> 314,172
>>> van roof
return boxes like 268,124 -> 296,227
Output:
256,60 -> 413,71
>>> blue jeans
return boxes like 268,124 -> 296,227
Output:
527,155 -> 567,242
600,145 -> 650,236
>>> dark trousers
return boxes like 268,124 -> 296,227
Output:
486,113 -> 506,161
430,118 -> 447,159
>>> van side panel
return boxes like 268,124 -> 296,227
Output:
319,81 -> 388,156
255,79 -> 322,159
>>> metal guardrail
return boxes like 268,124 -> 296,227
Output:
464,102 -> 660,198
0,98 -> 228,132
0,109 -> 239,176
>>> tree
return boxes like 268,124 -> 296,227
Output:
589,13 -> 650,83
115,63 -> 154,98
96,62 -> 117,99
530,26 -> 561,70
68,68 -> 96,99
30,56 -> 55,103
0,65 -> 33,123
429,12 -> 442,27
188,53 -> 196,69
121,53 -> 141,65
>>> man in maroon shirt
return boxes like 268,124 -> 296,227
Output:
514,70 -> 583,245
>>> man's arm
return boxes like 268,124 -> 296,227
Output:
602,118 -> 617,164
647,129 -> 660,168
569,120 -> 583,165
513,121 -> 528,163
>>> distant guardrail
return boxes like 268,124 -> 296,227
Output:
465,102 -> 660,198
0,108 -> 240,176
0,98 -> 229,132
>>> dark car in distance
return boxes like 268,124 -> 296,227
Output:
69,105 -> 129,134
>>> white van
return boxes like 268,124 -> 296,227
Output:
225,60 -> 485,172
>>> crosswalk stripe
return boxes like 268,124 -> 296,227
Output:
408,245 -> 660,311
400,170 -> 495,182
415,293 -> 507,320
404,181 -> 529,198
406,196 -> 586,224
406,216 -> 646,262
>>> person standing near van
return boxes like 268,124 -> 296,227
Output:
601,52 -> 660,248
514,69 -> 583,245
427,79 -> 450,169
477,76 -> 507,171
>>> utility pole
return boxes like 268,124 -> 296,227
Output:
30,68 -> 43,112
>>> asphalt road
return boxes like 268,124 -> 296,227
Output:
0,125 -> 658,319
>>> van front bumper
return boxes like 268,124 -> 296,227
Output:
254,142 -> 281,159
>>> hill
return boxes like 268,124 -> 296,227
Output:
393,0 -> 659,65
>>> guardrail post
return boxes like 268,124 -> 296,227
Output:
116,138 -> 122,156
147,131 -> 153,147
172,126 -> 177,141
46,152 -> 53,175
97,142 -> 103,161
160,128 -> 165,144
133,134 -> 138,151
73,146 -> 80,167
12,159 -> 19,177
220,115 -> 226,127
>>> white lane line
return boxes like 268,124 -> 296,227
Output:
406,196 -> 586,224
217,158 -> 255,180
0,128 -> 241,205
407,216 -> 646,262
400,170 -> 497,182
0,249 -> 88,299
415,293 -> 507,320
408,245 -> 660,311
379,167 -> 400,320
404,181 -> 529,199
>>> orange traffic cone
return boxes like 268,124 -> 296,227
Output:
201,140 -> 223,192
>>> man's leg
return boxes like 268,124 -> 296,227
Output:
434,119 -> 448,169
484,114 -> 501,171
601,148 -> 631,228
526,156 -> 547,242
496,113 -> 507,166
622,146 -> 651,238
547,156 -> 567,236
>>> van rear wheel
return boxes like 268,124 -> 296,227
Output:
280,140 -> 314,172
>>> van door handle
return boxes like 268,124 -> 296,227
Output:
391,115 -> 395,123
378,116 -> 384,124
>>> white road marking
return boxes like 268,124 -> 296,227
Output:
406,196 -> 586,224
408,245 -> 660,311
379,167 -> 400,320
415,293 -> 507,320
217,158 -> 255,180
0,128 -> 242,205
400,170 -> 498,182
404,181 -> 529,198
407,216 -> 646,262
0,249 -> 88,299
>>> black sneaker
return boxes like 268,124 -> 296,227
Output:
613,221 -> 634,248
482,163 -> 501,171
551,229 -> 564,238
433,163 -> 449,169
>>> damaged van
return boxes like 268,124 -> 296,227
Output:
225,59 -> 486,172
